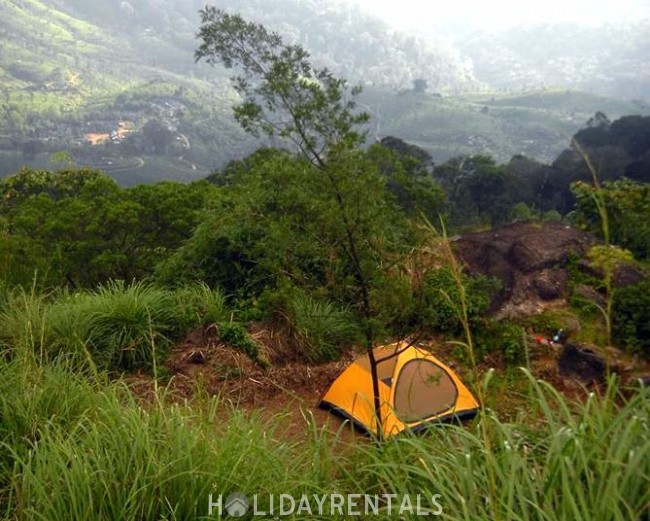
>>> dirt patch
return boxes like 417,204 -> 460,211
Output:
125,324 -> 360,439
161,324 -> 353,407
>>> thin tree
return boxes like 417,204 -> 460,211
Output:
195,8 -> 394,436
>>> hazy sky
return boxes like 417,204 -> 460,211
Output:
349,0 -> 650,32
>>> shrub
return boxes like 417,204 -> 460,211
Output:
171,283 -> 229,334
475,320 -> 526,363
82,282 -> 231,371
612,278 -> 650,356
287,293 -> 359,363
0,282 -> 233,373
218,322 -> 259,360
420,268 -> 498,336
519,313 -> 563,337
78,281 -> 177,372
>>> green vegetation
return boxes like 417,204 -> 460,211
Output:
366,374 -> 650,520
0,282 -> 229,373
218,322 -> 260,361
612,278 -> 650,356
0,6 -> 648,519
0,0 -> 251,182
572,179 -> 650,260
286,293 -> 359,363
360,89 -> 649,165
0,168 -> 218,288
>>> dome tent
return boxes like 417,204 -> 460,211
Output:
319,343 -> 479,438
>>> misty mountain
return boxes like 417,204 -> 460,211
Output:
37,0 -> 478,93
455,22 -> 650,100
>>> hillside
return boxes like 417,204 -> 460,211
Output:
0,0 -> 258,183
1,0 -> 648,183
1,4 -> 649,518
0,0 -> 478,183
39,0 -> 477,92
363,89 -> 649,164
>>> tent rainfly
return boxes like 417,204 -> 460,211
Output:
319,344 -> 479,438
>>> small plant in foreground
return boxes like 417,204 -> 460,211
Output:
218,322 -> 259,360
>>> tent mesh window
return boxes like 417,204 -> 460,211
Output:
357,349 -> 399,385
393,360 -> 458,423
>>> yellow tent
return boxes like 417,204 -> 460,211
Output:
319,344 -> 479,438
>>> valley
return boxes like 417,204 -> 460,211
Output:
2,0 -> 648,183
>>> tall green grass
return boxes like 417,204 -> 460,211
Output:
0,353 -> 344,520
0,282 -> 228,373
360,372 -> 649,520
1,351 -> 647,520
287,293 -> 359,363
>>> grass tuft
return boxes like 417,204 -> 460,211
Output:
0,282 -> 230,373
287,293 -> 358,362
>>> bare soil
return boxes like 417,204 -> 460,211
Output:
126,323 -> 360,439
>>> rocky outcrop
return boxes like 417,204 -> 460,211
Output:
454,221 -> 597,318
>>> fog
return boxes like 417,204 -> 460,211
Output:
349,0 -> 650,32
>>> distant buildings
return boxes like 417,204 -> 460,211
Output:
84,120 -> 134,145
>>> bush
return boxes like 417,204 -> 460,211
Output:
0,282 -> 232,373
519,313 -> 564,337
420,268 -> 498,336
475,320 -> 526,363
171,283 -> 229,334
81,281 -> 178,372
612,278 -> 650,356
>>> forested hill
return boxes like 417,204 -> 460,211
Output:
0,0 -> 476,183
455,21 -> 650,99
1,0 -> 649,184
36,0 -> 477,92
